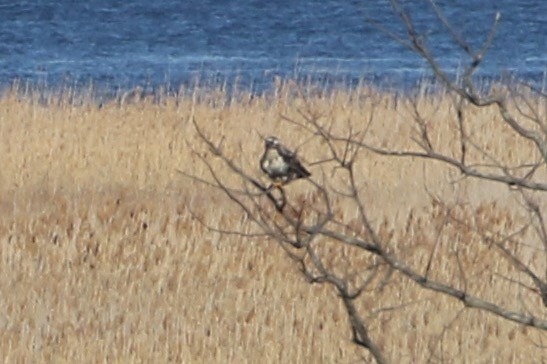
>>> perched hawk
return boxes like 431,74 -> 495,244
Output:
260,136 -> 311,186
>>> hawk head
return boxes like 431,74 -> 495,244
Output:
264,136 -> 280,149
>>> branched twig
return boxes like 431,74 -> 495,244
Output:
186,2 -> 547,362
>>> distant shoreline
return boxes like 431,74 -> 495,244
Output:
1,70 -> 543,105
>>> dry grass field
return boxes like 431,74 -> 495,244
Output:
0,82 -> 545,363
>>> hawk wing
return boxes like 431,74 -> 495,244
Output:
276,143 -> 296,159
276,144 -> 311,180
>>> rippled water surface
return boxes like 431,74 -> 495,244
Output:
0,1 -> 545,93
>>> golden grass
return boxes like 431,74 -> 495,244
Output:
0,83 -> 545,363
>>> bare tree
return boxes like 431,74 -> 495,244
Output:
186,1 -> 546,362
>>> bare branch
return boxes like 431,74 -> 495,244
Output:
188,2 -> 547,361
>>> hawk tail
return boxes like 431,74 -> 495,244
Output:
295,164 -> 311,179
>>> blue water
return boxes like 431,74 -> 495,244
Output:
0,1 -> 545,95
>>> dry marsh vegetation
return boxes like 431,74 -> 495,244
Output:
0,82 -> 545,363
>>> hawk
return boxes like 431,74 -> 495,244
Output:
260,136 -> 311,186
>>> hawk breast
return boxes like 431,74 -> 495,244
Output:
262,148 -> 289,176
